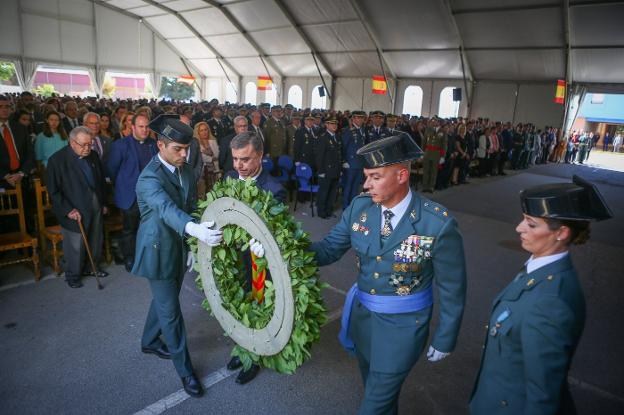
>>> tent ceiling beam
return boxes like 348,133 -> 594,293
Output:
92,0 -> 205,78
453,0 -> 624,15
140,0 -> 242,80
201,0 -> 284,80
348,0 -> 397,80
271,0 -> 335,78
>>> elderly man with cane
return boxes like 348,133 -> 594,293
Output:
47,126 -> 109,288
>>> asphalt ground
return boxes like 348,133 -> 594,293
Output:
1,161 -> 623,415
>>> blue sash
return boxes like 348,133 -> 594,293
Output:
338,283 -> 433,353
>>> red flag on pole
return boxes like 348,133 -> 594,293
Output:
554,79 -> 566,104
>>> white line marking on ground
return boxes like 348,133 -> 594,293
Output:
133,284 -> 345,415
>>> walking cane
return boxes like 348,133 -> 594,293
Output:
78,218 -> 103,290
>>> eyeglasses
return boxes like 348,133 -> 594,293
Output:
72,140 -> 92,149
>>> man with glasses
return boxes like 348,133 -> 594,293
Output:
219,115 -> 249,174
47,126 -> 108,288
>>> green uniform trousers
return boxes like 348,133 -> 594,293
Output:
141,272 -> 193,378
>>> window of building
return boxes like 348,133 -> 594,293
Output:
438,86 -> 459,118
245,81 -> 257,105
311,85 -> 327,109
287,85 -> 303,109
591,93 -> 605,104
402,85 -> 423,116
33,66 -> 95,97
0,61 -> 20,94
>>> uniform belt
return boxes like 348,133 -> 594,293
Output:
338,283 -> 433,354
425,145 -> 443,151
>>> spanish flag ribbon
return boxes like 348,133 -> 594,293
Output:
257,76 -> 273,91
251,252 -> 266,304
554,79 -> 566,104
372,75 -> 387,95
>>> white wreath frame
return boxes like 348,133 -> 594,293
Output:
198,197 -> 294,356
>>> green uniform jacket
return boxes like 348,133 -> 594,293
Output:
131,155 -> 196,280
263,117 -> 287,157
469,254 -> 585,415
311,193 -> 466,372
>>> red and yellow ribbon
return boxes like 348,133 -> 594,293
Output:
251,252 -> 266,304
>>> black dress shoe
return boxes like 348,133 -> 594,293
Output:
67,280 -> 83,288
181,374 -> 203,398
142,344 -> 172,360
227,356 -> 242,370
235,364 -> 260,385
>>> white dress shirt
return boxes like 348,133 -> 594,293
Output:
380,190 -> 413,231
525,251 -> 569,274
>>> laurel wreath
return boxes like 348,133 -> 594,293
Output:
189,178 -> 327,374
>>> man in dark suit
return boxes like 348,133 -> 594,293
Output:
207,106 -> 226,145
62,101 -> 81,133
83,112 -> 112,164
132,115 -> 223,398
293,115 -> 317,172
0,95 -> 34,188
219,115 -> 249,174
223,131 -> 286,384
107,113 -> 157,272
1,94 -> 35,232
47,126 -> 108,288
315,116 -> 341,219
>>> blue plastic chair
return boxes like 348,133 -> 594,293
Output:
262,157 -> 274,173
277,155 -> 294,200
294,162 -> 319,217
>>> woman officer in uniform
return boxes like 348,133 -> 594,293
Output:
470,175 -> 612,414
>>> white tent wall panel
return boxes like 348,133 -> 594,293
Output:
21,13 -> 63,61
514,83 -> 564,128
0,0 -> 22,57
60,21 -> 96,65
154,36 -> 187,74
470,82 -> 517,122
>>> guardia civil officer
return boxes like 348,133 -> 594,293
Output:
340,110 -> 368,209
315,115 -> 341,219
469,175 -> 613,415
312,133 -> 467,414
132,115 -> 223,398
367,110 -> 391,142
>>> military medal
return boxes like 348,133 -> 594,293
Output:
490,308 -> 511,336
360,212 -> 367,223
352,223 -> 359,232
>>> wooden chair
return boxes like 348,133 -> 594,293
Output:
33,178 -> 63,275
0,181 -> 40,280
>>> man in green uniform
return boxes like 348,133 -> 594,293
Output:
132,115 -> 223,398
262,105 -> 287,168
311,133 -> 467,414
421,119 -> 447,193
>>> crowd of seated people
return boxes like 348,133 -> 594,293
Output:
1,90 -> 575,280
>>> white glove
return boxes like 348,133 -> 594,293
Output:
249,238 -> 264,258
342,162 -> 350,169
439,157 -> 445,164
318,173 -> 326,178
186,251 -> 195,272
427,345 -> 450,362
295,162 -> 301,166
185,221 -> 223,247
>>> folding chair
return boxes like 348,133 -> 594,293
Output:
293,163 -> 319,217
0,181 -> 40,280
277,155 -> 294,201
33,178 -> 63,275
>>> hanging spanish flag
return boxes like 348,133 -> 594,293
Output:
554,79 -> 566,104
177,75 -> 195,85
257,76 -> 273,91
372,75 -> 387,95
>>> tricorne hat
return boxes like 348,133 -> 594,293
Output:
356,132 -> 424,168
148,114 -> 194,145
520,175 -> 613,221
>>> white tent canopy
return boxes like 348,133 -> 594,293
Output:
1,0 -> 623,126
